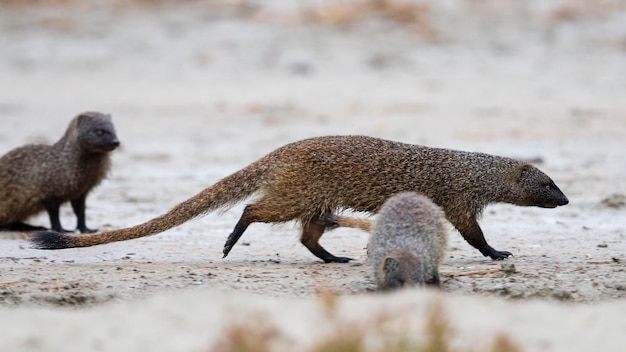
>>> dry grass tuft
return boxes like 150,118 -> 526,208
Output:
303,0 -> 436,38
208,292 -> 523,352
209,314 -> 279,352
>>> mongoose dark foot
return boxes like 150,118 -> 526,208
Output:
1,222 -> 47,232
222,209 -> 253,258
30,231 -> 71,249
78,227 -> 97,234
487,249 -> 513,260
222,245 -> 233,258
322,255 -> 353,263
320,213 -> 339,231
222,236 -> 237,258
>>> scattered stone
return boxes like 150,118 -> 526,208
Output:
501,263 -> 516,275
600,193 -> 626,208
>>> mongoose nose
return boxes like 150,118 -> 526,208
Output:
111,139 -> 120,148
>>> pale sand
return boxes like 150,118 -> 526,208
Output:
0,2 -> 624,351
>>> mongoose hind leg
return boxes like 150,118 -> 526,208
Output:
222,207 -> 253,258
455,218 -> 512,260
222,203 -> 301,258
301,217 -> 353,263
222,206 -> 352,263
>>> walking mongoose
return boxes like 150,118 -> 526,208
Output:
367,192 -> 447,289
31,135 -> 568,262
0,112 -> 119,233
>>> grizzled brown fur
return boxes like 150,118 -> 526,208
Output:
0,112 -> 119,233
31,135 -> 568,262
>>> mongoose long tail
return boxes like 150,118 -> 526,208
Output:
30,164 -> 266,249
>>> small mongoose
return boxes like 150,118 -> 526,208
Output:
0,112 -> 119,233
367,192 -> 447,289
31,135 -> 568,262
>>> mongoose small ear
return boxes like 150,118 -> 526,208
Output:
383,256 -> 400,272
76,112 -> 107,122
75,112 -> 92,126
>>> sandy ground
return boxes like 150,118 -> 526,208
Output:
0,1 -> 625,351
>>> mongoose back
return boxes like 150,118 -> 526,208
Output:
0,112 -> 119,233
367,192 -> 447,289
31,135 -> 568,262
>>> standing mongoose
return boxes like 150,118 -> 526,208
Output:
367,192 -> 447,290
31,135 -> 568,262
0,112 -> 119,233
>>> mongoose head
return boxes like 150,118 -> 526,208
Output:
75,112 -> 120,153
379,249 -> 425,290
512,164 -> 569,208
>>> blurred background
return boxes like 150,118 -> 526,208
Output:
0,0 -> 624,199
1,0 -> 625,131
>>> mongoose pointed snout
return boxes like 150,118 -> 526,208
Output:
103,139 -> 120,151
544,183 -> 569,208
552,182 -> 569,206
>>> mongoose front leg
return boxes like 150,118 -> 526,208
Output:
301,217 -> 353,263
43,198 -> 71,233
71,195 -> 96,233
457,219 -> 512,260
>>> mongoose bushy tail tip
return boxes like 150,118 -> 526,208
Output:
30,231 -> 71,250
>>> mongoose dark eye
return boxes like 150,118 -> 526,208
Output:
95,129 -> 106,137
545,184 -> 551,191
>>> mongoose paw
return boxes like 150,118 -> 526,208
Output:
222,242 -> 235,258
489,250 -> 513,260
323,256 -> 353,263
